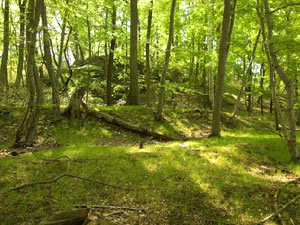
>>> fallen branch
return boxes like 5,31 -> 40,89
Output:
74,205 -> 145,212
8,173 -> 129,192
257,194 -> 300,224
39,156 -> 72,162
82,102 -> 187,141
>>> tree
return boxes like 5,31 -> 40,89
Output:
261,0 -> 299,162
210,0 -> 233,137
155,0 -> 177,121
0,0 -> 10,87
146,0 -> 153,107
41,0 -> 61,120
14,0 -> 42,147
15,0 -> 27,88
106,0 -> 117,106
127,0 -> 139,105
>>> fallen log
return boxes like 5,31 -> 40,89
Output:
82,103 -> 186,142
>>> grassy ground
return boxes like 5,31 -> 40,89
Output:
0,106 -> 300,224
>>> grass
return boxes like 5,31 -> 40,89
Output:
0,107 -> 300,224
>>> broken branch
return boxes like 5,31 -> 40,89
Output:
8,173 -> 130,192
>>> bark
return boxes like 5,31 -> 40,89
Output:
15,0 -> 27,88
41,0 -> 60,120
231,29 -> 261,118
146,0 -> 153,107
0,0 -> 10,87
155,0 -> 177,121
106,0 -> 116,106
127,0 -> 139,105
14,0 -> 42,147
211,0 -> 232,137
260,0 -> 299,161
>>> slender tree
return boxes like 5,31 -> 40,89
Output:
146,0 -> 153,107
262,0 -> 299,162
127,0 -> 139,105
106,0 -> 117,106
208,0 -> 214,109
210,0 -> 233,137
15,0 -> 27,88
41,0 -> 61,120
156,0 -> 177,121
0,0 -> 10,87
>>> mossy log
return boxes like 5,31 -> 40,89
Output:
82,103 -> 185,141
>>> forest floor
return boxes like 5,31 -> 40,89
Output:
0,106 -> 300,224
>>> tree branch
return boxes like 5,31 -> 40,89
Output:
271,2 -> 300,13
8,173 -> 130,192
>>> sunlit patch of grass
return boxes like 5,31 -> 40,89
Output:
1,110 -> 300,224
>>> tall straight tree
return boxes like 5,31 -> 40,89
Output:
127,0 -> 139,105
41,0 -> 60,120
208,0 -> 214,109
262,0 -> 299,162
56,0 -> 69,86
156,0 -> 177,121
211,0 -> 233,137
15,0 -> 42,147
106,0 -> 116,106
146,0 -> 153,107
0,0 -> 10,87
15,0 -> 27,88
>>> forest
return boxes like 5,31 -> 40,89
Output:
0,0 -> 300,224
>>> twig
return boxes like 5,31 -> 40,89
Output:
8,173 -> 129,192
274,189 -> 286,225
256,194 -> 300,224
39,156 -> 72,162
74,205 -> 145,212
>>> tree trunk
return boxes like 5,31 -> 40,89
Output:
231,29 -> 261,118
63,87 -> 86,119
14,0 -> 42,147
155,0 -> 177,121
208,0 -> 214,109
261,0 -> 299,162
146,0 -> 153,107
260,63 -> 265,116
15,0 -> 27,88
41,0 -> 60,120
56,0 -> 69,85
127,0 -> 139,105
210,0 -> 232,137
0,0 -> 10,87
106,0 -> 116,106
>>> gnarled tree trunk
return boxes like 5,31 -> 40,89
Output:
63,87 -> 86,119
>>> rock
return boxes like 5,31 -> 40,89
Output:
39,208 -> 89,225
